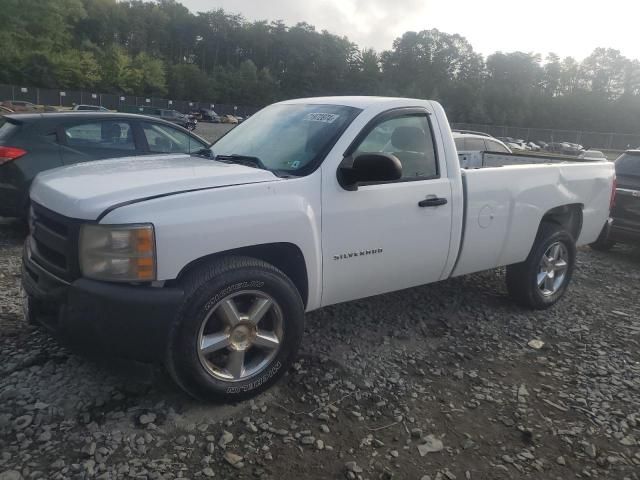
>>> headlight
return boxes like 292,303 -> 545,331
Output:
79,224 -> 156,282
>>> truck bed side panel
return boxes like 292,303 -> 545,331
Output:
452,162 -> 614,277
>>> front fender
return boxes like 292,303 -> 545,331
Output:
100,175 -> 323,310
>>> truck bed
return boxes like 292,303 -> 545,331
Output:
451,161 -> 614,277
458,151 -> 597,169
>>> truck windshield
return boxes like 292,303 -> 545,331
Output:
211,103 -> 361,175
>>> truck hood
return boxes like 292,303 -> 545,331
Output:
31,154 -> 279,220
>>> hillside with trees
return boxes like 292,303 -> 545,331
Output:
1,0 -> 639,132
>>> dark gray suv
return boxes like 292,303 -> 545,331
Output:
0,112 -> 210,219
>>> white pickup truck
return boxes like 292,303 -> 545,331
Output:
22,97 -> 615,401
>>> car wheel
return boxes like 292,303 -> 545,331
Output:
166,256 -> 305,402
506,222 -> 576,309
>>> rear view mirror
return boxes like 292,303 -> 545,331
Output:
338,153 -> 402,190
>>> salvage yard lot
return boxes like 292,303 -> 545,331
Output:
0,221 -> 639,480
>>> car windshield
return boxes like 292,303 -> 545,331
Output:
616,153 -> 640,176
211,103 -> 361,174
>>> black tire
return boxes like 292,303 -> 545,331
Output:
506,222 -> 576,309
166,256 -> 305,402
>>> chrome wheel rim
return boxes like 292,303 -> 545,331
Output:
537,241 -> 569,296
197,290 -> 283,382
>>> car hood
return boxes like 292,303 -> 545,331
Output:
31,154 -> 279,220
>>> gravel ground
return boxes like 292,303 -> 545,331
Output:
0,218 -> 639,480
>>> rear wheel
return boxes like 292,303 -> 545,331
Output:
166,256 -> 304,402
506,222 -> 576,309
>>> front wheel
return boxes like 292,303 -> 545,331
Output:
166,256 -> 304,402
506,222 -> 576,309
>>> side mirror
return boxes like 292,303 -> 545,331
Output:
338,153 -> 402,191
195,148 -> 214,158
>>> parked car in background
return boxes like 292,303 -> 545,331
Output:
527,141 -> 541,151
121,106 -> 197,130
453,130 -> 511,153
545,142 -> 583,156
591,150 -> 640,250
198,109 -> 221,122
564,143 -> 584,156
0,112 -> 210,219
578,150 -> 606,161
545,142 -> 564,153
221,114 -> 239,124
150,109 -> 197,131
72,105 -> 110,112
1,100 -> 40,112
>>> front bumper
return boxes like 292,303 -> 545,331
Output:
22,244 -> 184,362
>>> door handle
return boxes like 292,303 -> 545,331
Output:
418,197 -> 448,207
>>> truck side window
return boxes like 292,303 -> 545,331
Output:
354,115 -> 438,179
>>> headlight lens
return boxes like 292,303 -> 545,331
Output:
79,224 -> 156,282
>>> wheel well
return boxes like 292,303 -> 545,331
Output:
175,243 -> 309,307
540,204 -> 583,240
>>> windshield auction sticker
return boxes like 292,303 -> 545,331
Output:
305,113 -> 340,123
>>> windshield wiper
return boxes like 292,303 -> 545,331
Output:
214,154 -> 267,170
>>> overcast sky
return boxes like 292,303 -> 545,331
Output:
180,0 -> 638,61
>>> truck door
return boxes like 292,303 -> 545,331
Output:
321,108 -> 453,306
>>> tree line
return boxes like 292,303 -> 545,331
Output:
1,0 -> 639,133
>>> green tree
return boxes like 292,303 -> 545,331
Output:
54,50 -> 102,89
131,53 -> 167,96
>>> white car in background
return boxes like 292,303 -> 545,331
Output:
452,130 -> 511,153
578,150 -> 607,161
72,105 -> 111,112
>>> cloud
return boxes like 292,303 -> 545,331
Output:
181,0 -> 429,51
180,0 -> 640,61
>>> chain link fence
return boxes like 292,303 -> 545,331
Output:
3,84 -> 638,150
451,122 -> 640,151
0,84 -> 259,117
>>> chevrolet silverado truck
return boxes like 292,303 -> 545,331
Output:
22,97 -> 615,401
